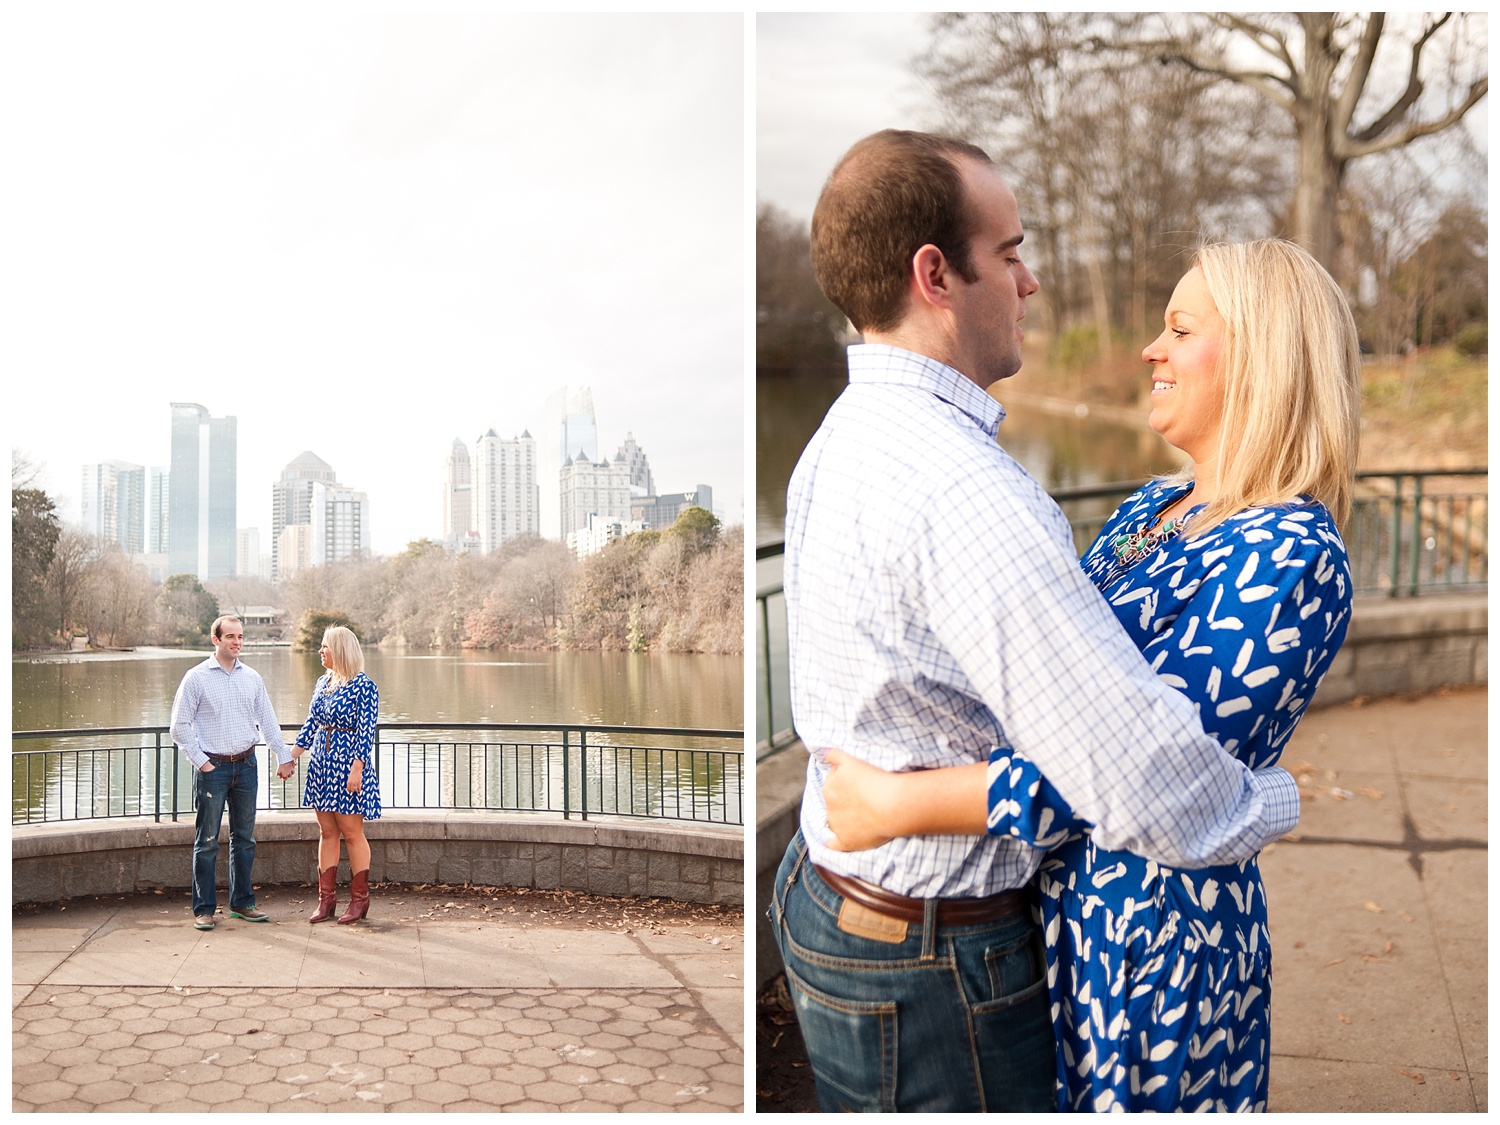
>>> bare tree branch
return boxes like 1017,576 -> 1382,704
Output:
1210,13 -> 1295,73
1330,13 -> 1385,140
1338,76 -> 1489,159
1349,13 -> 1455,144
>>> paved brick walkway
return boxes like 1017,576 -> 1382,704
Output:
14,886 -> 743,1112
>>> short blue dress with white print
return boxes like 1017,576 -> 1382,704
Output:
984,480 -> 1351,1112
298,672 -> 381,819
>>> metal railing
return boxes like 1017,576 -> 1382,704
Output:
12,722 -> 744,828
756,469 -> 1487,756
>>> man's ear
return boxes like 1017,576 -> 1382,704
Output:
910,243 -> 955,312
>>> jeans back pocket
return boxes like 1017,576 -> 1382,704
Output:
783,962 -> 898,1112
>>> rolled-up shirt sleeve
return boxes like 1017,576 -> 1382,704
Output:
170,672 -> 209,770
920,479 -> 1299,869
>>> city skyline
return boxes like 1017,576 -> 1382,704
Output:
9,12 -> 744,556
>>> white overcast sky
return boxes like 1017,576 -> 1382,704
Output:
758,12 -> 1486,221
757,13 -> 935,222
5,10 -> 744,555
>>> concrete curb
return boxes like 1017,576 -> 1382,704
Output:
13,811 -> 743,908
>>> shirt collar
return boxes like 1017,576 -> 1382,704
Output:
207,654 -> 242,674
847,344 -> 1006,439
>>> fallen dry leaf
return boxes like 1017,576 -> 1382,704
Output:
1384,941 -> 1394,954
1362,955 -> 1390,963
1393,1068 -> 1425,1085
1324,958 -> 1346,968
1338,1015 -> 1351,1024
1364,902 -> 1383,914
1356,787 -> 1384,799
1398,911 -> 1415,923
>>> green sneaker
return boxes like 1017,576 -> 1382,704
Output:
193,915 -> 215,931
230,906 -> 270,922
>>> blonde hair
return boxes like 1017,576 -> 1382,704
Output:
1170,239 -> 1360,533
321,626 -> 364,691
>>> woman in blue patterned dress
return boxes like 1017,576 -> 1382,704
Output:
290,626 -> 381,925
821,239 -> 1360,1111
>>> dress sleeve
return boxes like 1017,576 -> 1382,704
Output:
354,677 -> 378,767
1137,509 -> 1352,770
294,675 -> 324,749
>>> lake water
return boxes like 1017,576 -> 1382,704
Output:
14,647 -> 744,825
13,647 -> 742,733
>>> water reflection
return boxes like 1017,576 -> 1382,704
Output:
13,647 -> 743,733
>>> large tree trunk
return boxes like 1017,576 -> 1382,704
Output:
1291,14 -> 1344,269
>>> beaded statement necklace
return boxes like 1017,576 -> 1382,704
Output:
1101,511 -> 1190,590
1111,517 -> 1183,569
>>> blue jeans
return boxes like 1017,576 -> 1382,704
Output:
770,832 -> 1056,1112
192,755 -> 259,916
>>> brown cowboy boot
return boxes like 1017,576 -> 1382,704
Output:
308,866 -> 338,923
337,869 -> 370,924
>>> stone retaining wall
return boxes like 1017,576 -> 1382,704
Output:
1312,594 -> 1486,705
12,811 -> 742,908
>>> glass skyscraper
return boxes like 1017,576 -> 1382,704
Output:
168,403 -> 236,580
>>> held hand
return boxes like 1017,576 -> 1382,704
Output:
275,761 -> 296,780
822,748 -> 899,852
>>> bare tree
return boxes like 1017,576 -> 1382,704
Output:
1092,13 -> 1488,267
46,528 -> 100,644
923,12 -> 1291,374
82,550 -> 156,648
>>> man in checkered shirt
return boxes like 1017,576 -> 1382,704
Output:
768,130 -> 1302,1112
170,615 -> 296,931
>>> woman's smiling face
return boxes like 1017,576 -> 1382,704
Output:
1142,266 -> 1227,461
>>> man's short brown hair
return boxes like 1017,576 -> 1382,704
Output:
211,615 -> 243,641
810,129 -> 994,334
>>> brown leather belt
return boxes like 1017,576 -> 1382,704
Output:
814,864 -> 1028,926
207,748 -> 255,763
320,725 -> 355,733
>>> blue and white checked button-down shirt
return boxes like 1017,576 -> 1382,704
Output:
170,656 -> 292,770
786,344 -> 1300,898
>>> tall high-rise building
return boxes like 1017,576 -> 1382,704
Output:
81,460 -> 145,554
443,438 -> 473,552
310,482 -> 370,566
616,433 -> 655,498
147,467 -> 169,554
473,429 -> 538,552
278,523 -> 311,581
236,528 -> 261,578
168,403 -> 237,580
539,386 -> 598,540
271,451 -> 337,583
560,451 -> 631,539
